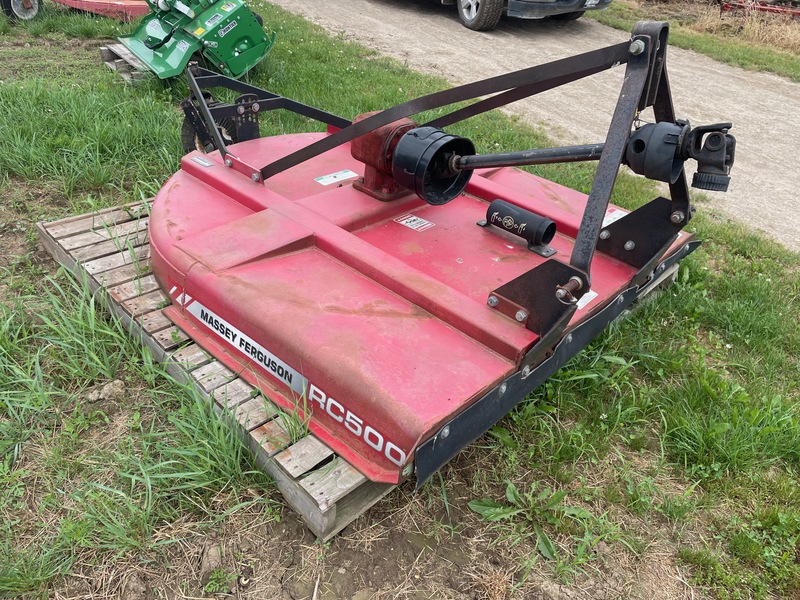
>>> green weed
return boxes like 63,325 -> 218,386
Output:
203,567 -> 237,594
469,479 -> 616,580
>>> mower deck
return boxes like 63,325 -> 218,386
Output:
56,0 -> 147,20
152,21 -> 735,486
150,132 -> 689,484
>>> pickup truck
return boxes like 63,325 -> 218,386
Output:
437,0 -> 612,30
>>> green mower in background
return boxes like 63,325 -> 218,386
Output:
118,0 -> 274,79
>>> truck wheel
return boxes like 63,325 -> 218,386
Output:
550,10 -> 585,20
1,0 -> 39,20
457,0 -> 503,31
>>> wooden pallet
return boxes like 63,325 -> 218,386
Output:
100,44 -> 151,84
36,202 -> 395,541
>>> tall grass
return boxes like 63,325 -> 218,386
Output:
591,0 -> 800,82
0,273 -> 277,595
691,7 -> 800,54
0,78 -> 182,198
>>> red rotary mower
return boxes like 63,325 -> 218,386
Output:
150,21 -> 735,487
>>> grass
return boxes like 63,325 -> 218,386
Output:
590,0 -> 800,82
0,275 -> 278,596
1,1 -> 800,597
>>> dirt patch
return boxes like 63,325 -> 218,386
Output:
0,36 -> 107,80
12,400 -> 706,600
265,0 -> 800,253
0,178 -> 68,296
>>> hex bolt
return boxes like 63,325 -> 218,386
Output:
599,229 -> 611,240
670,211 -> 685,224
237,105 -> 245,115
252,102 -> 260,112
441,425 -> 450,439
487,295 -> 499,307
629,39 -> 646,56
251,173 -> 260,182
515,310 -> 528,322
224,158 -> 233,167
617,295 -> 625,305
499,382 -> 507,395
565,334 -> 573,344
521,365 -> 532,378
624,240 -> 636,251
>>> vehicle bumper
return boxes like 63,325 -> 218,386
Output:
507,0 -> 613,18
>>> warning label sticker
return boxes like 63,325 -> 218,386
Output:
576,289 -> 599,310
205,13 -> 223,27
394,214 -> 435,232
314,169 -> 359,186
191,156 -> 214,167
602,206 -> 629,228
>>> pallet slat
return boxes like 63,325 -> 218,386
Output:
100,44 -> 152,83
210,378 -> 256,409
37,204 -> 396,541
60,218 -> 149,252
108,274 -> 159,303
275,435 -> 336,479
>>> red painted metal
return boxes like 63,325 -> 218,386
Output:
52,0 -> 148,20
350,112 -> 416,201
149,132 -> 687,484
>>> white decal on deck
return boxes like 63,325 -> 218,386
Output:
314,169 -> 359,186
191,156 -> 214,167
576,289 -> 598,310
307,384 -> 407,466
602,206 -> 628,228
394,213 -> 435,232
174,289 -> 409,467
218,20 -> 237,37
184,298 -> 308,395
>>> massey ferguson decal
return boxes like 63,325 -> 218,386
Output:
182,295 -> 308,395
173,289 -> 408,467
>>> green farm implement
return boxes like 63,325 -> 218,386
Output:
115,0 -> 274,79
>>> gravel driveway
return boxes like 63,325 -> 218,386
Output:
268,0 -> 800,252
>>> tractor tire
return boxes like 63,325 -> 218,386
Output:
1,0 -> 39,20
550,10 -> 585,20
181,101 -> 238,154
456,0 -> 503,31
